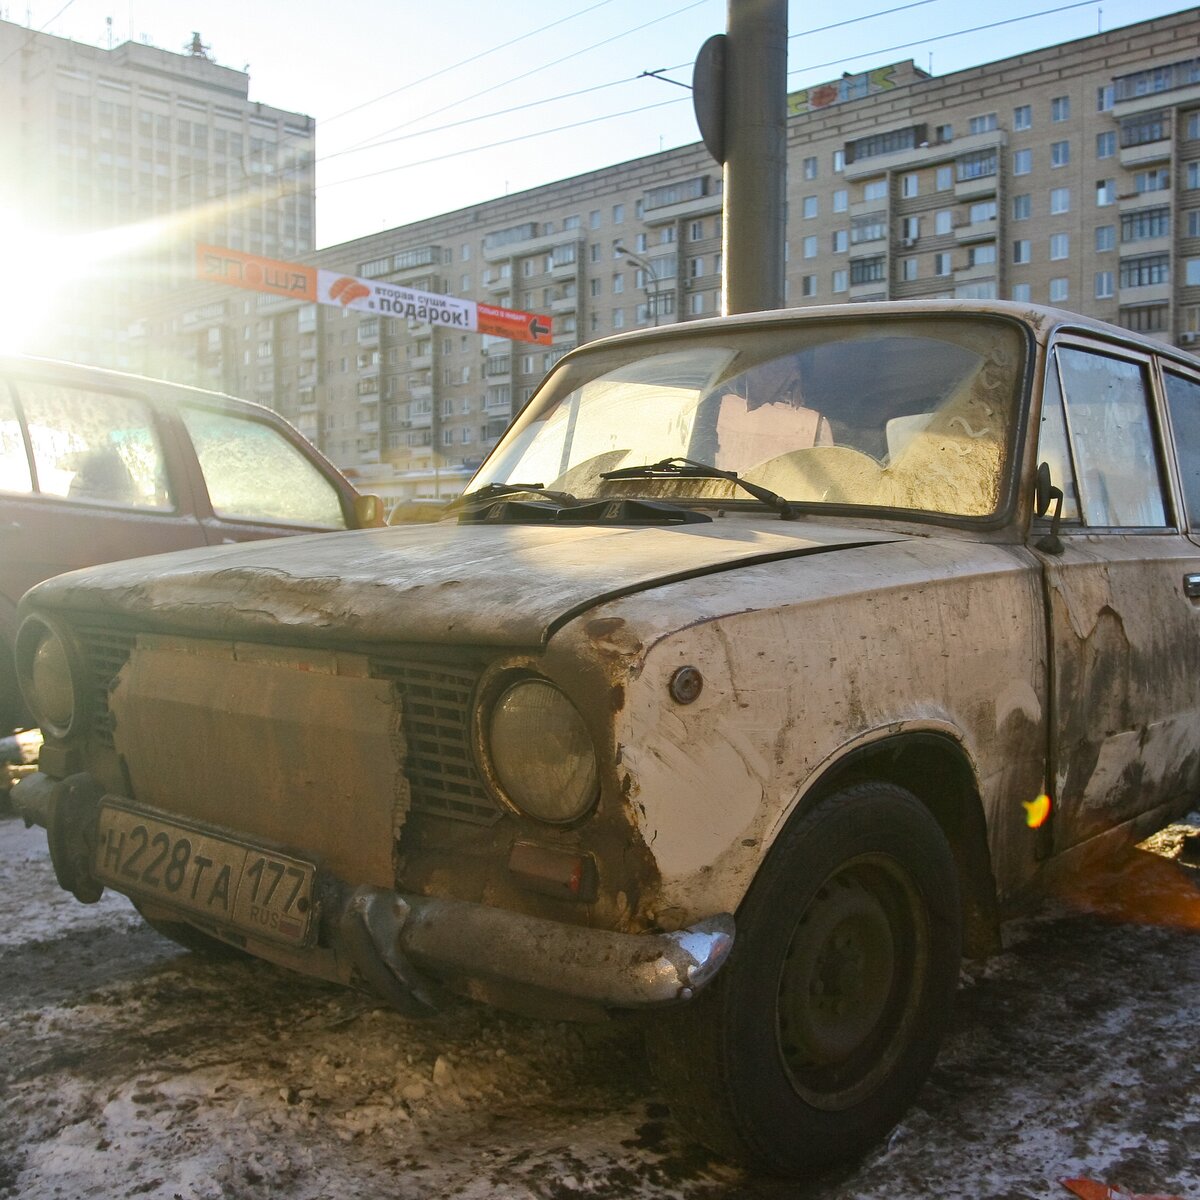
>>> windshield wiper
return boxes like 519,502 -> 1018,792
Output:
448,482 -> 578,511
600,457 -> 798,520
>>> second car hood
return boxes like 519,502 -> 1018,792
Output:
26,517 -> 902,647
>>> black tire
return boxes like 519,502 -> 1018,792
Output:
646,781 -> 962,1175
133,900 -> 248,959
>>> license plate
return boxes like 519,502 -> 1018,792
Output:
94,802 -> 316,947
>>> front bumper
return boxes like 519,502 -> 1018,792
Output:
13,771 -> 735,1016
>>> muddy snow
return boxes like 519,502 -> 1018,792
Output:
1,810 -> 1197,1199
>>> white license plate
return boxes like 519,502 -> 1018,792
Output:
94,802 -> 316,947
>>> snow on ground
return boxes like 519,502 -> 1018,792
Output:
1,812 -> 1198,1200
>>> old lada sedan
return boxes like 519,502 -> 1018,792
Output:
13,301 -> 1200,1174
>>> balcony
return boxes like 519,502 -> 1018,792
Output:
550,256 -> 580,280
850,199 -> 888,219
483,273 -> 513,295
954,173 -> 997,200
1119,235 -> 1170,257
642,190 -> 722,226
955,262 -> 997,284
410,384 -> 433,402
1118,282 -> 1170,305
409,408 -> 433,428
1119,139 -> 1172,169
408,352 -> 433,370
1119,189 -> 1171,212
550,293 -> 578,314
1114,84 -> 1200,121
482,230 -> 559,262
357,418 -> 380,434
849,281 -> 887,300
955,219 -> 998,244
843,128 -> 1004,181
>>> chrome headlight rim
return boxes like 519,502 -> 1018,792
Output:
473,667 -> 600,827
14,615 -> 85,741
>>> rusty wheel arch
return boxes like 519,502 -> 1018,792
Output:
791,732 -> 1002,959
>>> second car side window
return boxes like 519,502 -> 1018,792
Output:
0,382 -> 33,494
180,406 -> 347,528
1162,370 -> 1200,530
17,381 -> 173,509
1056,348 -> 1167,528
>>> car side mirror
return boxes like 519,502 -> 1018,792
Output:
352,493 -> 385,528
1034,462 -> 1064,556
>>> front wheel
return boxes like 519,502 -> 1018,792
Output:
646,782 -> 962,1175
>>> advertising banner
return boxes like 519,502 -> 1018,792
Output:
197,244 -> 553,346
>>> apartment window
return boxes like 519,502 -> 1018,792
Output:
635,233 -> 648,251
1014,149 -> 1032,175
803,235 -> 818,258
1118,306 -> 1167,333
1134,169 -> 1170,193
1188,162 -> 1200,189
850,257 -> 885,285
833,148 -> 845,172
803,195 -> 819,218
969,200 -> 996,223
1095,271 -> 1115,299
801,275 -> 817,297
1013,105 -> 1032,131
968,112 -> 998,134
1122,207 -> 1170,241
968,244 -> 996,267
612,308 -> 624,328
1051,96 -> 1071,122
1190,113 -> 1200,140
1096,225 -> 1116,251
901,257 -> 918,281
934,253 -> 952,276
612,274 -> 624,294
1119,254 -> 1170,287
935,210 -> 953,235
1050,233 -> 1070,260
902,216 -> 921,242
1050,188 -> 1071,214
1051,140 -> 1070,168
901,173 -> 919,198
1189,211 -> 1200,238
863,180 -> 887,202
935,123 -> 953,142
1013,239 -> 1032,264
1013,194 -> 1031,221
832,188 -> 848,213
589,209 -> 601,230
803,155 -> 818,180
957,150 -> 997,181
1121,111 -> 1168,148
832,229 -> 849,253
1049,278 -> 1069,302
1012,283 -> 1032,301
1096,179 -> 1116,206
689,292 -> 706,315
1096,131 -> 1116,158
1188,259 -> 1200,286
851,214 -> 887,243
832,269 -> 848,293
936,165 -> 953,191
1097,84 -> 1115,112
689,256 -> 705,278
689,220 -> 704,241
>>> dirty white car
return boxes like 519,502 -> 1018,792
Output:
12,301 -> 1200,1175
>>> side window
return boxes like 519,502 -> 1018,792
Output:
1056,348 -> 1166,528
180,407 -> 347,528
0,382 -> 33,494
1162,370 -> 1200,529
17,381 -> 172,509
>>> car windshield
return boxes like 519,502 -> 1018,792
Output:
468,316 -> 1027,519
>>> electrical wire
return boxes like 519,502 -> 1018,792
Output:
0,0 -> 79,68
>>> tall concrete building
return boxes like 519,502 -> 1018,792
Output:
0,19 -> 315,368
124,8 -> 1200,500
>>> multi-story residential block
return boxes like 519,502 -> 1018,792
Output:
0,20 -> 315,369
77,10 -> 1200,499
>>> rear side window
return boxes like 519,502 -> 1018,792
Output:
1163,370 -> 1200,529
181,406 -> 346,528
15,381 -> 172,509
0,383 -> 32,493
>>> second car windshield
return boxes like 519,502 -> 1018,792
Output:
468,315 -> 1027,520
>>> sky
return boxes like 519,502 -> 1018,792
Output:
4,0 -> 1197,248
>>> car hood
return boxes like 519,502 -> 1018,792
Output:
25,517 -> 904,647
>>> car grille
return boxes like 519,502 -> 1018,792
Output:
71,625 -> 499,826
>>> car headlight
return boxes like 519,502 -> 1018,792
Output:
487,678 -> 599,824
16,619 -> 77,738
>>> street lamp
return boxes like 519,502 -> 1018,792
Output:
615,244 -> 661,327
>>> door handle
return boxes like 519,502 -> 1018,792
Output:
1185,573 -> 1200,598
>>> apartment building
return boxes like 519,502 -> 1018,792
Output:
131,8 -> 1200,500
0,20 -> 315,368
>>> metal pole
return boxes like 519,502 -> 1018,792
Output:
722,0 -> 787,315
615,245 -> 662,327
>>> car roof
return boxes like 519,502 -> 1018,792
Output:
0,353 -> 283,420
559,299 -> 1200,373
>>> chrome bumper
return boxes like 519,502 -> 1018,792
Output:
14,771 -> 735,1015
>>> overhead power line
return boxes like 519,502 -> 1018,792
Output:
0,0 -> 78,68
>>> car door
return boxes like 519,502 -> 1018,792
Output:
0,369 -> 207,609
175,403 -> 353,545
1033,338 -> 1200,854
